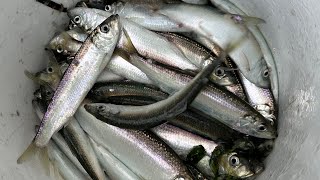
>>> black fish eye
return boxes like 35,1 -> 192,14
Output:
263,69 -> 269,77
229,155 -> 240,166
73,16 -> 81,24
215,67 -> 225,77
56,45 -> 63,53
47,67 -> 53,73
105,5 -> 112,11
100,24 -> 109,33
258,123 -> 267,131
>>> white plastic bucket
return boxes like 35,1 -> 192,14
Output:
1,0 -> 318,179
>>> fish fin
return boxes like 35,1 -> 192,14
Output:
122,28 -> 138,55
24,70 -> 49,86
17,140 -> 39,164
243,16 -> 266,26
39,146 -> 51,176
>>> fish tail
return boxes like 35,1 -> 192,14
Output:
17,140 -> 39,164
122,28 -> 138,55
24,70 -> 48,86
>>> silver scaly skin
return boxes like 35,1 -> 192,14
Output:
157,3 -> 270,88
35,15 -> 121,147
68,7 -> 198,71
75,103 -> 193,180
130,57 -> 276,139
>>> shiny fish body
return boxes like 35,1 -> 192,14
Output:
90,82 -> 168,102
49,31 -> 83,56
64,118 -> 107,180
152,124 -> 218,159
240,73 -> 276,123
131,57 -> 276,139
159,32 -> 237,86
35,15 -> 120,147
32,100 -> 90,177
181,0 -> 208,4
96,70 -> 124,83
157,4 -> 269,88
210,0 -> 279,102
48,141 -> 89,180
68,8 -> 198,71
85,54 -> 216,129
66,28 -> 88,42
106,1 -> 189,32
90,138 -> 142,180
170,111 -> 238,142
75,104 -> 193,180
106,53 -> 153,84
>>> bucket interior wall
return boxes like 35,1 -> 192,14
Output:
1,0 -> 319,179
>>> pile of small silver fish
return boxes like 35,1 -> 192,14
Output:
18,0 -> 278,179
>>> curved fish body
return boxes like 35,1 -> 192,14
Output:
157,3 -> 269,88
240,73 -> 276,124
130,56 -> 276,139
75,104 -> 193,180
64,118 -> 107,180
68,7 -> 198,71
90,138 -> 142,180
210,0 -> 278,102
90,82 -> 168,102
35,15 -> 121,147
48,142 -> 89,180
85,55 -> 216,129
152,124 -> 218,159
66,28 -> 88,42
181,0 -> 208,4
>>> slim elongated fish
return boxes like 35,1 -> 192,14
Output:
64,118 -> 107,180
75,103 -> 193,180
68,7 -> 198,71
20,15 -> 121,151
157,3 -> 269,88
85,53 -> 216,129
90,138 -> 142,180
130,56 -> 276,139
209,0 -> 279,102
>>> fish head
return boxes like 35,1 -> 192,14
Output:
238,114 -> 277,139
218,152 -> 254,178
40,85 -> 54,103
84,103 -> 120,118
67,7 -> 112,33
92,14 -> 121,51
246,58 -> 270,88
210,66 -> 238,86
104,2 -> 124,14
48,32 -> 82,55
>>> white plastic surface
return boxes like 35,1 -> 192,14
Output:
0,0 -> 319,179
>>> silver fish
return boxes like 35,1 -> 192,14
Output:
96,70 -> 124,83
90,138 -> 142,180
181,0 -> 208,4
66,28 -> 88,42
240,73 -> 276,124
105,1 -> 189,32
32,100 -> 90,177
75,103 -> 193,180
209,0 -> 279,104
157,3 -> 269,88
49,31 -> 83,55
64,118 -> 107,180
35,15 -> 121,147
130,56 -> 276,139
68,7 -> 198,71
47,141 -> 90,180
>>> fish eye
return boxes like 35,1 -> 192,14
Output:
73,16 -> 82,24
56,45 -> 64,53
229,155 -> 240,167
215,67 -> 225,77
105,5 -> 112,11
98,105 -> 105,111
100,24 -> 110,33
258,123 -> 267,132
46,67 -> 54,73
46,91 -> 52,96
263,69 -> 269,77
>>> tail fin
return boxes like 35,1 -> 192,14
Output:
24,70 -> 49,86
